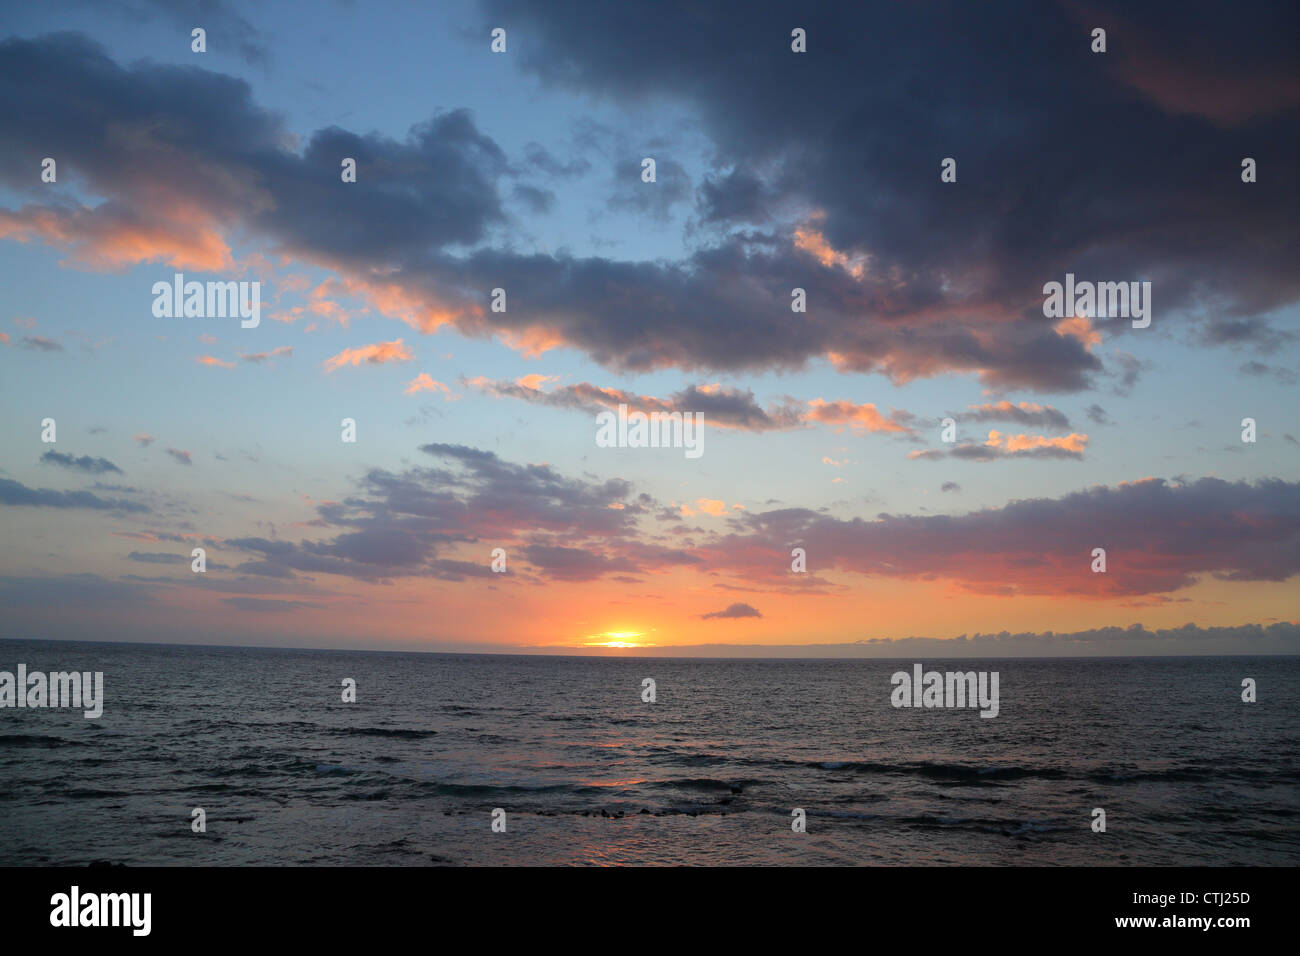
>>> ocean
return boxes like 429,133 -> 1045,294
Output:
1,639 -> 1297,866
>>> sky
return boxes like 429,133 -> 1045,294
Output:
0,0 -> 1296,656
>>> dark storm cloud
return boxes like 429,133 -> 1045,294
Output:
479,0 -> 1300,355
697,167 -> 777,225
3,12 -> 1296,390
0,35 -> 509,270
256,113 -> 509,263
0,33 -> 1075,387
427,241 -> 1104,387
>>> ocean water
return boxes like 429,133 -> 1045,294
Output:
1,639 -> 1297,866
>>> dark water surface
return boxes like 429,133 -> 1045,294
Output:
1,640 -> 1296,865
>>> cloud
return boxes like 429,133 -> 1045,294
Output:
0,573 -> 156,608
953,401 -> 1071,430
1200,316 -> 1297,351
520,544 -> 637,581
0,477 -> 149,512
127,551 -> 230,570
20,335 -> 62,351
465,0 -> 1298,380
466,376 -> 804,431
701,602 -> 763,620
0,35 -> 508,278
197,355 -> 235,369
522,142 -> 591,179
404,373 -> 451,396
40,450 -> 123,474
165,448 -> 193,466
1110,350 -> 1147,395
697,477 -> 1300,598
133,433 -> 155,447
910,430 -> 1089,462
222,597 -> 325,612
1240,360 -> 1298,385
697,166 -> 778,225
1085,404 -> 1112,425
986,430 -> 1088,455
553,622 -> 1300,657
7,32 -> 1272,390
511,184 -> 555,214
805,399 -> 913,434
222,443 -> 688,584
607,156 -> 691,219
323,339 -> 414,371
468,376 -> 929,439
241,345 -> 293,364
113,0 -> 271,67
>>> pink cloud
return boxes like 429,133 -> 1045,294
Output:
323,339 -> 414,372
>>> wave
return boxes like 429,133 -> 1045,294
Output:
805,759 -> 1069,782
0,734 -> 80,748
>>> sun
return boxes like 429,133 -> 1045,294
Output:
583,630 -> 652,648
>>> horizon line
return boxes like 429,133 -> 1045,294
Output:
2,633 -> 1297,661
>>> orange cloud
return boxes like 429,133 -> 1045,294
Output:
270,305 -> 306,324
196,355 -> 235,369
403,373 -> 451,396
516,373 -> 559,390
323,339 -> 414,372
805,399 -> 911,434
1055,315 -> 1102,351
337,275 -> 474,335
794,212 -> 867,278
0,202 -> 232,272
985,430 -> 1089,453
497,326 -> 567,358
